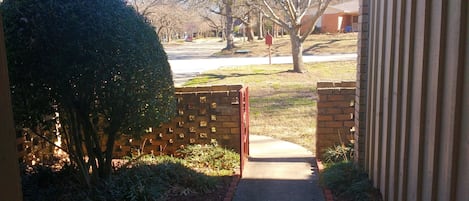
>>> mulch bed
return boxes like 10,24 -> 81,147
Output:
167,173 -> 241,201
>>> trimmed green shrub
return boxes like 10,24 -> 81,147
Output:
320,162 -> 382,201
2,0 -> 176,181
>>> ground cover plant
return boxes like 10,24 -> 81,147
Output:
21,144 -> 239,201
319,161 -> 382,201
319,139 -> 382,201
184,61 -> 356,153
322,142 -> 355,164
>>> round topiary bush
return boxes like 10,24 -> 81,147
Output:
2,0 -> 176,180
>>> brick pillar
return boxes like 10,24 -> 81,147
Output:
354,0 -> 369,167
316,81 -> 356,160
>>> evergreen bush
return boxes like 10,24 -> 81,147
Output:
2,0 -> 176,182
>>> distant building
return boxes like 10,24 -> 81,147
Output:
321,0 -> 359,33
301,0 -> 359,34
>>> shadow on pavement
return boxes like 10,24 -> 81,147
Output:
233,179 -> 324,201
248,156 -> 317,163
233,156 -> 325,201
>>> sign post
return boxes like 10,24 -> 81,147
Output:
265,33 -> 273,64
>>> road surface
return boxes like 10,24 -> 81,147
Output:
164,39 -> 357,86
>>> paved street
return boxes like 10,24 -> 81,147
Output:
164,39 -> 357,86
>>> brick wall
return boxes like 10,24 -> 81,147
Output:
316,81 -> 356,159
16,85 -> 248,165
321,13 -> 342,33
114,85 -> 246,158
354,0 -> 369,167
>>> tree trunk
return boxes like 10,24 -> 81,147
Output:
224,1 -> 235,50
167,29 -> 172,43
246,26 -> 255,41
63,107 -> 91,187
257,10 -> 264,40
273,23 -> 277,37
245,13 -> 255,42
290,34 -> 305,73
102,131 -> 116,179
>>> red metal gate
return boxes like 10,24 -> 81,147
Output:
239,86 -> 249,176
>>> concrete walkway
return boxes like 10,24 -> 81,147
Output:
233,135 -> 325,201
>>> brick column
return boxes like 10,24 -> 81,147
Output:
316,81 -> 356,160
354,0 -> 369,167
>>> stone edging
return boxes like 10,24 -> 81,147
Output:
317,160 -> 334,201
224,169 -> 241,201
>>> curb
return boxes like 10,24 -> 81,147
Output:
317,160 -> 334,201
224,169 -> 241,201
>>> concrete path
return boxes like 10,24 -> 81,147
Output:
166,41 -> 336,200
233,135 -> 325,201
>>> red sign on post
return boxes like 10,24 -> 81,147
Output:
265,33 -> 273,45
265,33 -> 273,64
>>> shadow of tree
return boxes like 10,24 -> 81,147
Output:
197,71 -> 287,83
303,39 -> 340,54
233,156 -> 323,201
21,160 -> 233,201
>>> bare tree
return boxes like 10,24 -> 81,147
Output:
184,0 -> 258,48
131,0 -> 206,42
233,2 -> 257,41
253,0 -> 332,73
202,9 -> 225,38
151,4 -> 186,42
130,0 -> 163,16
204,1 -> 258,42
182,0 -> 236,49
209,0 -> 236,49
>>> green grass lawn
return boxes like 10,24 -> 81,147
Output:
214,33 -> 358,57
184,61 -> 356,154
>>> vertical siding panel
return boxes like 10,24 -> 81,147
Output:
422,0 -> 445,200
370,1 -> 383,187
389,0 -> 406,200
397,0 -> 416,200
449,17 -> 465,201
365,0 -> 377,175
455,2 -> 469,200
363,0 -> 468,200
373,0 -> 387,188
381,0 -> 397,199
0,15 -> 24,201
407,0 -> 430,200
364,0 -> 374,173
438,1 -> 465,200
